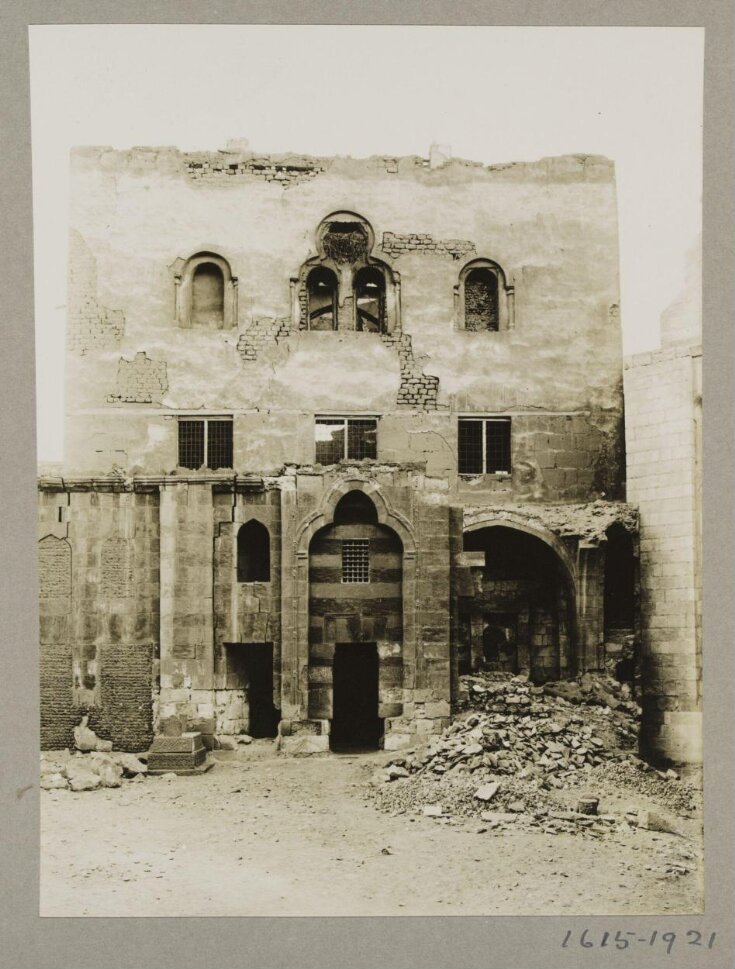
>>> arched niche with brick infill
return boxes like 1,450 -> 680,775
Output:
291,212 -> 401,333
172,251 -> 238,329
287,481 -> 417,727
455,257 -> 514,331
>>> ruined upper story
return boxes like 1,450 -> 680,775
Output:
63,144 -> 625,502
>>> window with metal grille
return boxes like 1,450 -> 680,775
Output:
342,539 -> 370,583
177,418 -> 233,470
315,418 -> 377,464
458,417 -> 511,474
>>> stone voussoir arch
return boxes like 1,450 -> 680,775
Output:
463,511 -> 577,590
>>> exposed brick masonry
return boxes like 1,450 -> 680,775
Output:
40,643 -> 75,749
67,229 -> 125,353
381,332 -> 439,409
381,231 -> 476,260
38,536 -> 72,598
186,157 -> 324,187
237,317 -> 291,362
108,352 -> 168,404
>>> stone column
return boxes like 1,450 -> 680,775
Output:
575,543 -> 605,673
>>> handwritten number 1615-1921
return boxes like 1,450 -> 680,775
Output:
561,930 -> 716,953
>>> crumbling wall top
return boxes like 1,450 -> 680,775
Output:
463,499 -> 638,544
70,145 -> 615,185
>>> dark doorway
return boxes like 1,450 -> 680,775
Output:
482,612 -> 519,673
243,644 -> 279,738
330,643 -> 381,751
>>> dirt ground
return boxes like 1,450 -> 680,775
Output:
40,742 -> 703,917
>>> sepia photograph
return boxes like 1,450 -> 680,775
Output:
29,23 -> 707,920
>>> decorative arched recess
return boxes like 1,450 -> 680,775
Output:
291,212 -> 401,333
454,257 -> 514,331
172,250 -> 238,329
287,479 -> 417,717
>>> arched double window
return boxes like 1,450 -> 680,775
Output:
237,520 -> 271,583
173,251 -> 238,329
295,212 -> 398,333
456,258 -> 513,331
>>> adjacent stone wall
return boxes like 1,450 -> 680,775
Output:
624,341 -> 702,764
38,485 -> 159,751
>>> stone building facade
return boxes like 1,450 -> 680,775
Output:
624,251 -> 703,764
39,143 -> 643,756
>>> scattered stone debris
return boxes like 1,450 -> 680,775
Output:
40,747 -> 148,793
367,671 -> 699,839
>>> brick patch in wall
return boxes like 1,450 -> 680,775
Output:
237,317 -> 291,361
38,536 -> 72,599
86,644 -> 155,751
381,231 -> 476,260
107,352 -> 168,404
100,536 -> 134,597
185,157 -> 324,187
67,230 -> 125,353
40,643 -> 76,749
381,332 -> 440,410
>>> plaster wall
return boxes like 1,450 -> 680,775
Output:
64,147 -> 624,502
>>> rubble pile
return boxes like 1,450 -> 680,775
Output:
41,749 -> 148,791
387,672 -> 639,787
588,760 -> 700,815
369,671 -> 649,831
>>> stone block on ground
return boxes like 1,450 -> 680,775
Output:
474,781 -> 500,802
73,715 -> 113,753
97,762 -> 123,788
115,753 -> 148,776
576,797 -> 599,815
41,773 -> 68,790
147,732 -> 209,774
214,735 -> 239,751
638,809 -> 682,835
278,734 -> 330,755
66,759 -> 101,791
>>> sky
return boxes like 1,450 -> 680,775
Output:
29,24 -> 703,463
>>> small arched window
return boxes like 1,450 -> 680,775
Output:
192,262 -> 225,326
457,258 -> 513,331
354,267 -> 386,333
465,268 -> 499,331
307,267 -> 338,331
237,520 -> 271,582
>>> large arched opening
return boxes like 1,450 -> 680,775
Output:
308,489 -> 403,750
459,524 -> 576,683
